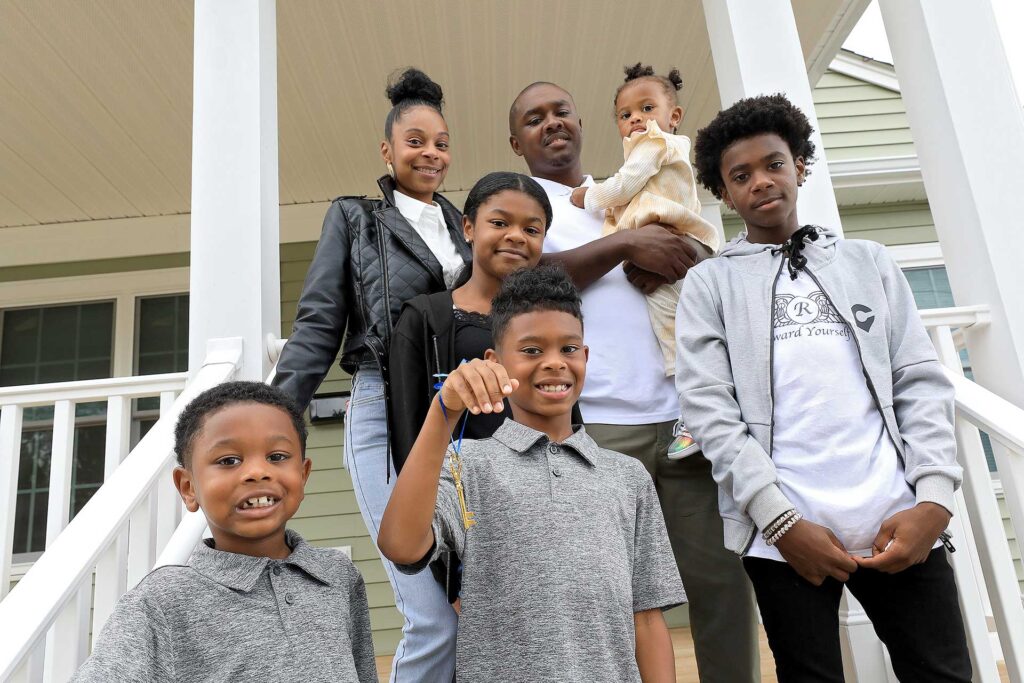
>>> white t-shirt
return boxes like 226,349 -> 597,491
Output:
393,190 -> 465,288
535,175 -> 679,425
747,265 -> 918,561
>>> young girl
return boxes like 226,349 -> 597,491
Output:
389,172 -> 553,606
570,64 -> 719,378
272,68 -> 469,682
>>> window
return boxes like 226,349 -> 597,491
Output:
1,302 -> 114,555
1,292 -> 190,555
903,265 -> 997,472
132,294 -> 190,444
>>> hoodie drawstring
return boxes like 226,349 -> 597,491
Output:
773,225 -> 821,279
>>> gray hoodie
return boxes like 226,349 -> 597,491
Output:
675,228 -> 961,555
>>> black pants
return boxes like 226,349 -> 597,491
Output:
744,548 -> 972,683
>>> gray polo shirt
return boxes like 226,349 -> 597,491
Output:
73,529 -> 377,682
398,420 -> 685,682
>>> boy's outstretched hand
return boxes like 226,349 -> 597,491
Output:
775,519 -> 858,586
856,502 -> 951,574
440,359 -> 518,416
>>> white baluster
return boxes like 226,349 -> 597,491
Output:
127,491 -> 157,590
1,404 -> 24,599
155,391 -> 181,555
839,591 -> 897,682
928,325 -> 1003,681
11,640 -> 43,683
43,582 -> 90,682
44,401 -> 75,547
91,396 -> 131,640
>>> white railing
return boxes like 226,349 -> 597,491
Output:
843,305 -> 1024,683
0,339 -> 243,682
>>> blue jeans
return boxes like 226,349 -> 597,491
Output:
345,369 -> 457,682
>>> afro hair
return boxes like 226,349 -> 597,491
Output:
693,93 -> 817,199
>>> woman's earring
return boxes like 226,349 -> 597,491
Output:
386,162 -> 395,179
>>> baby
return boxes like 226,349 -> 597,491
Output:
571,64 -> 719,379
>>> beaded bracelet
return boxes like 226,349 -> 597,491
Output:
762,509 -> 798,539
766,512 -> 803,546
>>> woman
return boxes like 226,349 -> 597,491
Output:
390,172 -> 553,466
389,172 -> 556,606
273,68 -> 470,682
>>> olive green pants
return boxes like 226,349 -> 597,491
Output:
587,420 -> 761,683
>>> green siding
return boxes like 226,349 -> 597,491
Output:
277,241 -> 403,654
723,201 -> 937,244
813,70 -> 917,161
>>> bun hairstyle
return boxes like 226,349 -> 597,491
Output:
384,67 -> 445,140
614,62 -> 684,108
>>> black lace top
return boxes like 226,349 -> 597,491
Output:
452,307 -> 506,440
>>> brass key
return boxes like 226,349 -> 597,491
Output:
448,453 -> 476,530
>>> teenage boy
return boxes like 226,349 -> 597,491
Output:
74,382 -> 377,682
378,265 -> 685,682
679,93 -> 971,682
507,81 -> 760,682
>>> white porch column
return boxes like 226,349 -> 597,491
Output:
877,1 -> 1024,409
188,0 -> 280,380
701,0 -> 844,234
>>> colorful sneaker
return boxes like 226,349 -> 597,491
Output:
667,422 -> 700,460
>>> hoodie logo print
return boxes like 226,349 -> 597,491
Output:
851,304 -> 875,332
773,292 -> 844,327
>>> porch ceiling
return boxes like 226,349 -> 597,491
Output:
0,0 -> 856,231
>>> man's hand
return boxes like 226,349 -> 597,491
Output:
856,503 -> 951,574
774,519 -> 859,586
623,263 -> 670,295
624,225 -> 703,282
439,359 -> 518,415
570,186 -> 588,209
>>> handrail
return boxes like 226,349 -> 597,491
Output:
918,304 -> 991,329
0,340 -> 242,680
0,372 -> 188,407
945,369 -> 1024,454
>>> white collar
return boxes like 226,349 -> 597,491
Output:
393,189 -> 441,226
531,174 -> 594,197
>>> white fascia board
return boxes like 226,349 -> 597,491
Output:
887,242 -> 944,269
828,155 -> 921,189
807,0 -> 874,84
829,50 -> 901,92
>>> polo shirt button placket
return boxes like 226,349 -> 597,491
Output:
272,565 -> 282,576
285,592 -> 295,605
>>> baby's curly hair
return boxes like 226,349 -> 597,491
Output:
173,381 -> 307,467
693,93 -> 817,199
614,63 -> 683,109
491,265 -> 583,347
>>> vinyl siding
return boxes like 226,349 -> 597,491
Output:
813,70 -> 917,161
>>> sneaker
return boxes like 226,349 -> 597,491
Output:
667,422 -> 700,460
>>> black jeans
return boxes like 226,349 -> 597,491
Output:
744,548 -> 972,683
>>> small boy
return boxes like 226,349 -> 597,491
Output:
73,382 -> 377,682
377,265 -> 685,682
678,94 -> 971,682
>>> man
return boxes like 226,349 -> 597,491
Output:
508,81 -> 761,683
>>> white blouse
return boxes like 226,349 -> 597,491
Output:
392,190 -> 465,288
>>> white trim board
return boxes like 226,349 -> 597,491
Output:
887,242 -> 944,269
0,268 -> 189,377
830,49 -> 900,92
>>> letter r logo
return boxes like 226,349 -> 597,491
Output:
852,304 -> 875,332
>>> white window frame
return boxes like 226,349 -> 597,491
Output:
0,268 -> 189,379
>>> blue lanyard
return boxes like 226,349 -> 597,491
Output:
433,372 -> 469,456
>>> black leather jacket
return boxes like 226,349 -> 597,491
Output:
273,176 -> 471,412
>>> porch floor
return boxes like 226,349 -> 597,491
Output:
373,626 -> 1010,681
